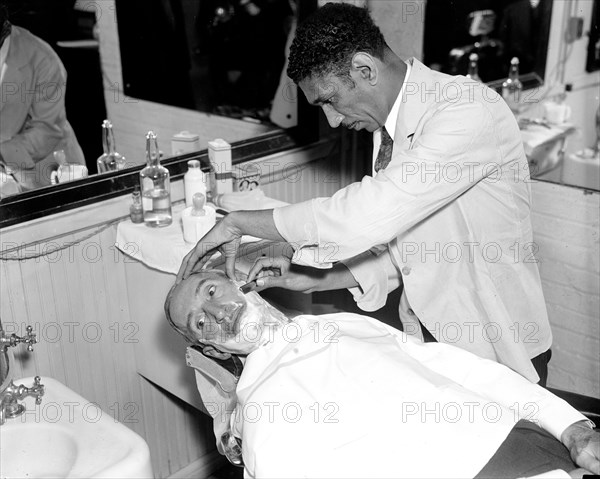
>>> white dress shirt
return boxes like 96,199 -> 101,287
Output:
0,36 -> 9,88
231,313 -> 586,478
371,60 -> 411,173
273,58 -> 551,382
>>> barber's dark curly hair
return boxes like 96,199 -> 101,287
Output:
287,2 -> 387,84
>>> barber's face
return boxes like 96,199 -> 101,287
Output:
169,271 -> 271,355
299,71 -> 383,132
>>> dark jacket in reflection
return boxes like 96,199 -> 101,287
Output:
197,0 -> 294,111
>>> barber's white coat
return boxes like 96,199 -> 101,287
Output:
231,313 -> 587,478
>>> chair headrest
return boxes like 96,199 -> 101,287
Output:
186,345 -> 243,394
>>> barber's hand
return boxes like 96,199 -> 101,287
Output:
176,215 -> 242,283
561,421 -> 600,474
247,251 -> 327,294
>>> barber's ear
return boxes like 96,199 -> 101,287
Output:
351,52 -> 378,84
202,345 -> 232,361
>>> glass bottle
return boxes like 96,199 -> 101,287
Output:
502,57 -> 523,113
139,131 -> 172,227
184,159 -> 207,207
466,53 -> 482,82
129,185 -> 144,224
97,120 -> 126,173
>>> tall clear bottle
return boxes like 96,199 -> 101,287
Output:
502,57 -> 523,113
466,53 -> 482,82
97,120 -> 126,173
140,131 -> 172,227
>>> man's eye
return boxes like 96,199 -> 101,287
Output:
208,286 -> 216,297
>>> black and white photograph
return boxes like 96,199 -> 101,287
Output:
0,1 -> 598,478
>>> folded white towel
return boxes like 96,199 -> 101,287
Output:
115,194 -> 289,274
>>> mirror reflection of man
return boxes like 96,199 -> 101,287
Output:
0,2 -> 85,194
166,271 -> 599,478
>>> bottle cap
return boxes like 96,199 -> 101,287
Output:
188,159 -> 201,169
208,138 -> 231,150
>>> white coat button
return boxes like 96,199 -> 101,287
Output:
402,266 -> 412,275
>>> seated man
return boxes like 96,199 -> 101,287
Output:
165,270 -> 599,479
0,5 -> 85,192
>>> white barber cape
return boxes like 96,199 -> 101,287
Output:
231,313 -> 586,479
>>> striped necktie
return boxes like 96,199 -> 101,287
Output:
374,127 -> 393,172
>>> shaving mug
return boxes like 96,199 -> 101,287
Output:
50,164 -> 88,184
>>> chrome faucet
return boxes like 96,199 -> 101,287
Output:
0,323 -> 44,426
1,325 -> 37,351
0,376 -> 44,425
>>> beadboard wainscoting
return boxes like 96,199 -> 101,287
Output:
0,141 -> 359,478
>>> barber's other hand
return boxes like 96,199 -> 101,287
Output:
176,215 -> 242,283
561,421 -> 600,474
247,251 -> 324,293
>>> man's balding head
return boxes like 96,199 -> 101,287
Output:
165,270 -> 287,359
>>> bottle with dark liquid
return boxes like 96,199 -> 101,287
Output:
139,131 -> 172,227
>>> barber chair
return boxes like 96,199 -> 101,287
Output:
186,345 -> 245,467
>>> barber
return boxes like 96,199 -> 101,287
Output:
178,3 -> 552,385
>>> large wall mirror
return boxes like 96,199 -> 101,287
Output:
1,0 -> 564,227
0,0 -> 317,227
115,0 -> 298,127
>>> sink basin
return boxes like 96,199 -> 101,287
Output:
0,377 -> 153,478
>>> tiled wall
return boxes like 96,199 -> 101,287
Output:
531,181 -> 600,397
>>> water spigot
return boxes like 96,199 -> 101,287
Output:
0,325 -> 37,352
0,376 -> 45,425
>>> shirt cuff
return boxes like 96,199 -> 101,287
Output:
342,250 -> 393,312
274,200 -> 337,269
536,400 -> 593,441
273,200 -> 319,246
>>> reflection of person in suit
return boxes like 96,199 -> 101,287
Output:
0,4 -> 85,191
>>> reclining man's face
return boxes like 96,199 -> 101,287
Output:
167,270 -> 281,358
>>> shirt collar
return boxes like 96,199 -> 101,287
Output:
383,60 -> 412,142
0,35 -> 10,85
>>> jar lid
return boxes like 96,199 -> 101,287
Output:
173,131 -> 200,141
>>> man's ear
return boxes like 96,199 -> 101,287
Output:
203,344 -> 232,361
351,52 -> 378,85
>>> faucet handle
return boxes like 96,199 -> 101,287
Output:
23,326 -> 37,351
5,326 -> 37,351
2,325 -> 38,351
33,376 -> 44,404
